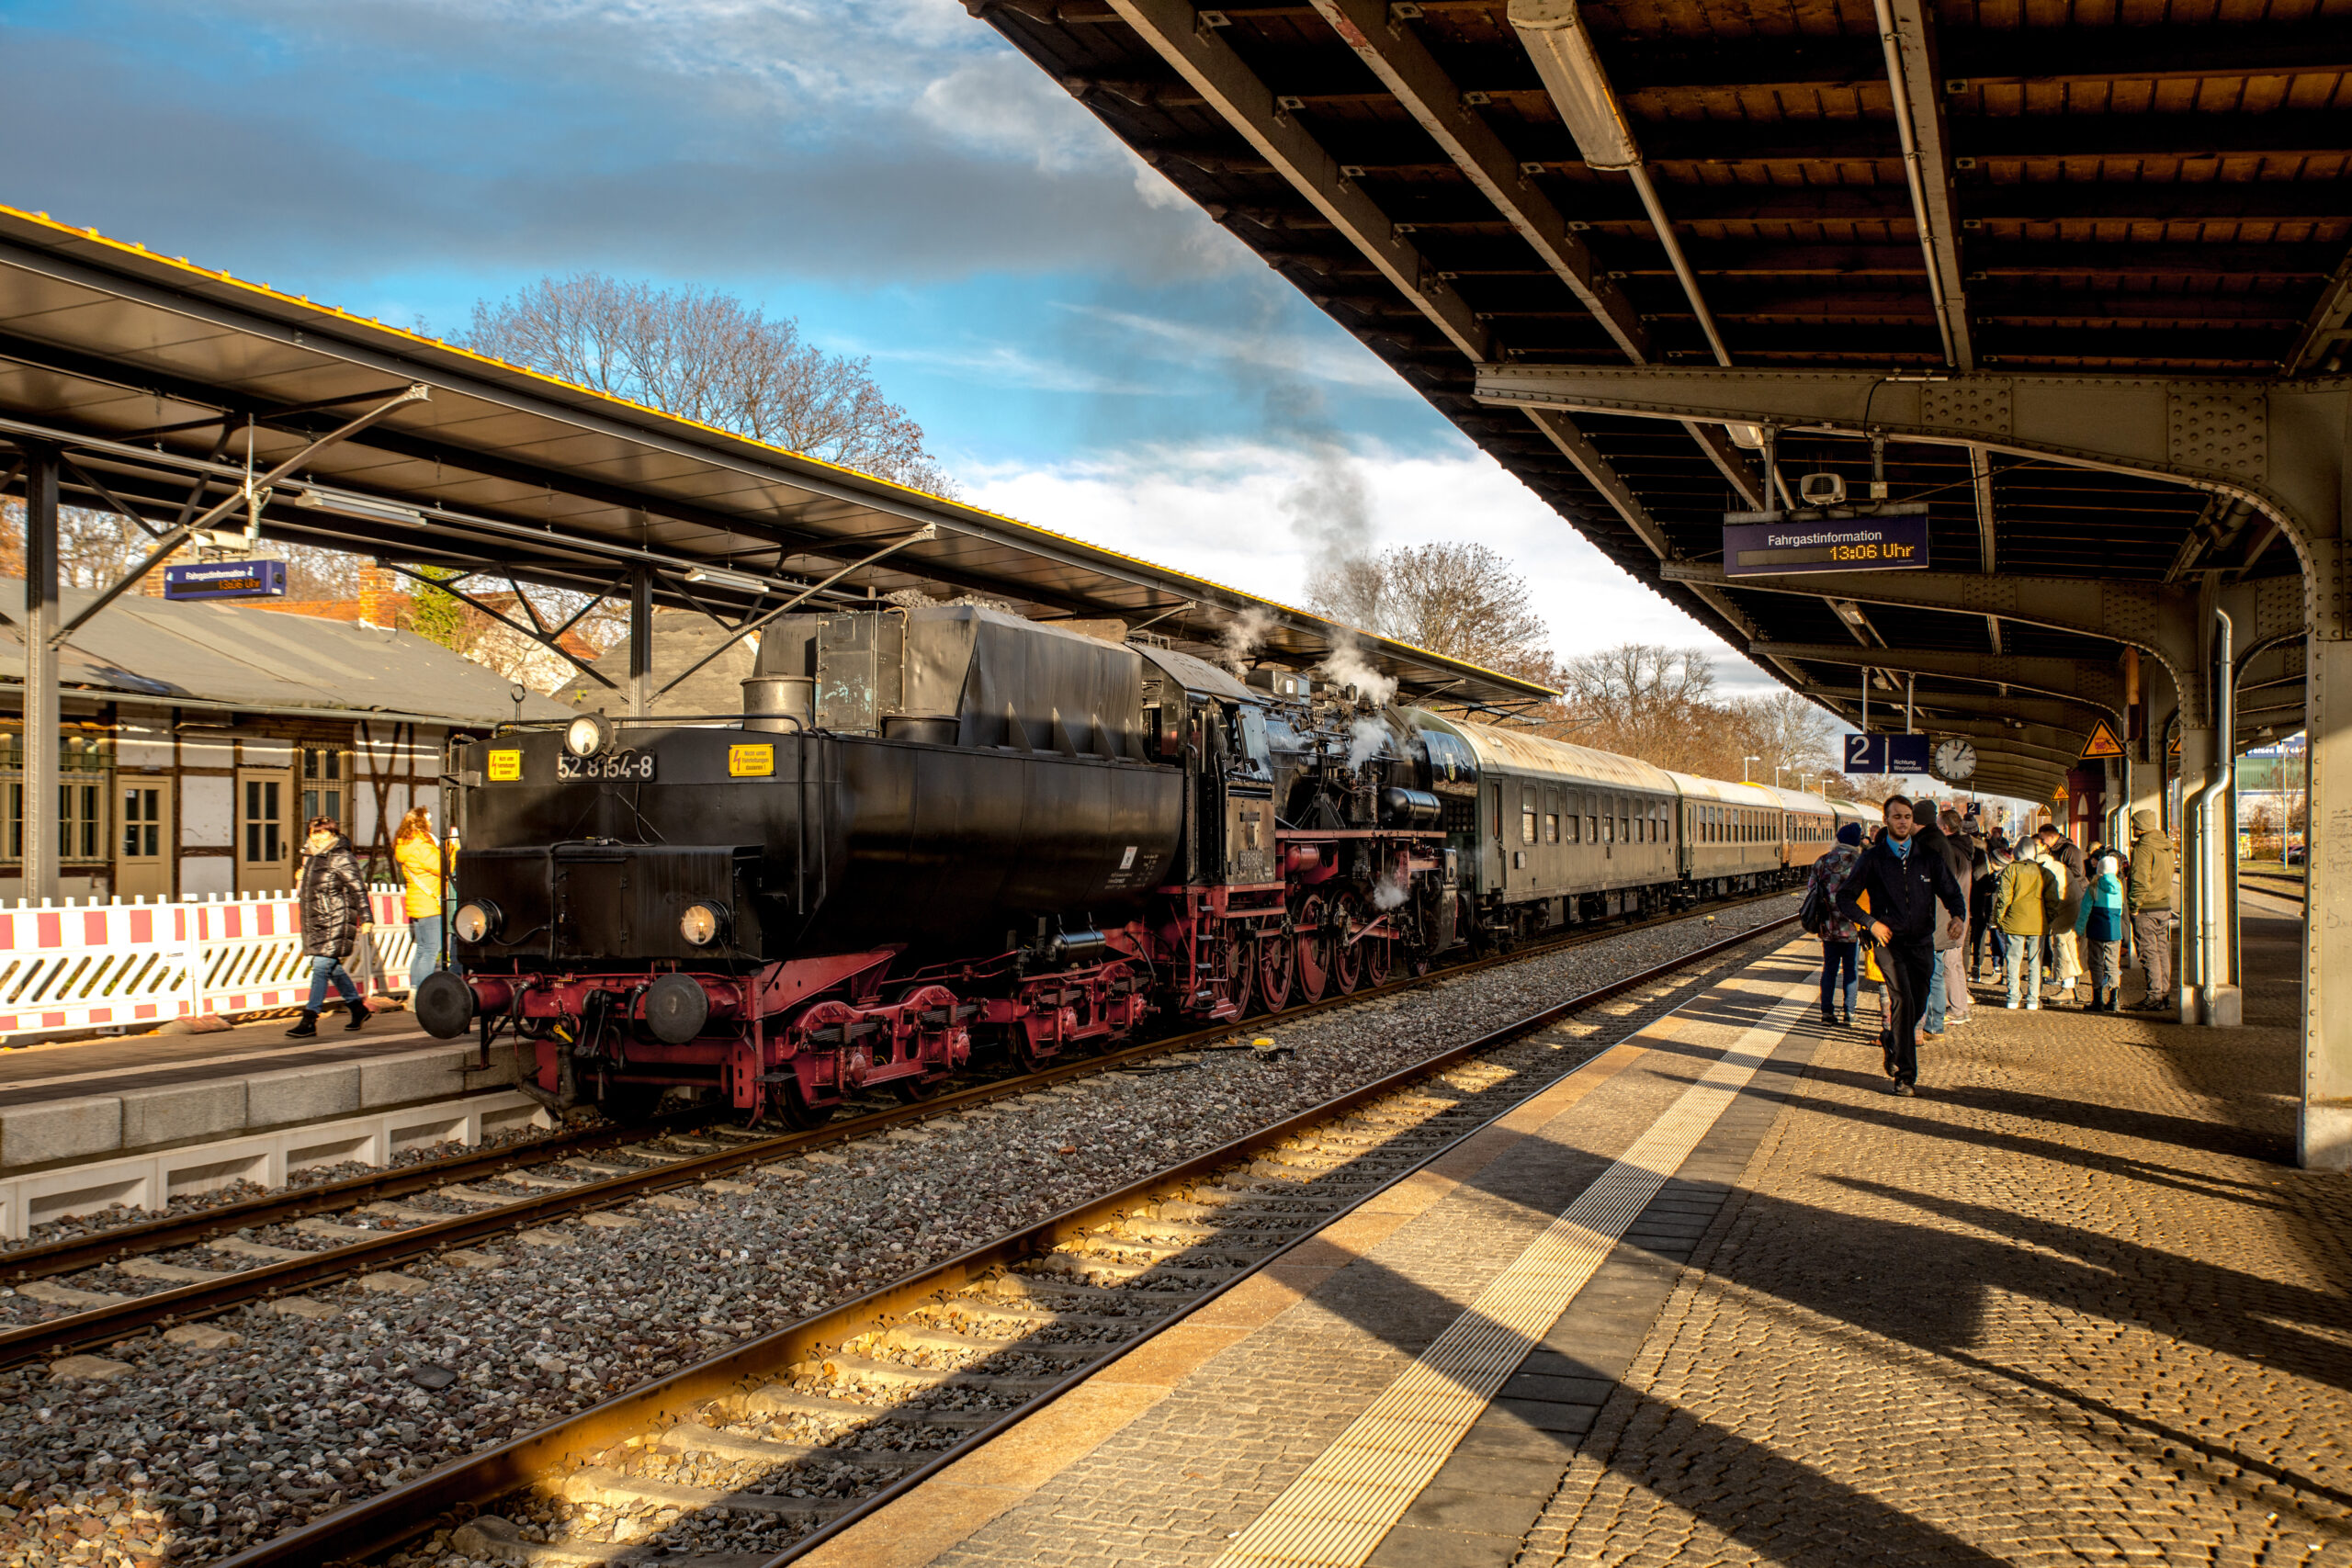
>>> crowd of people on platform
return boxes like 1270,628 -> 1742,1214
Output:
1802,794 -> 2177,1097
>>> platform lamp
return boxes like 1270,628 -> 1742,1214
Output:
1742,754 -> 1760,783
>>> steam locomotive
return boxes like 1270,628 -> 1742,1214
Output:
415,605 -> 1871,1125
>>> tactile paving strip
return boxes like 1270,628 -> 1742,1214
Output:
1214,978 -> 1817,1568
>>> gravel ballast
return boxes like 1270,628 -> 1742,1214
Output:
0,898 -> 1794,1567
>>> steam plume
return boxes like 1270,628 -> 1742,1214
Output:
1317,634 -> 1398,706
1219,605 -> 1279,675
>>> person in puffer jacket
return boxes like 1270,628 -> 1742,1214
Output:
287,818 -> 372,1039
2082,848 -> 2127,1013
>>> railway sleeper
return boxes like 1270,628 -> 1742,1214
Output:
928,1301 -> 1136,1332
820,1350 -> 1063,1395
732,1384 -> 998,1428
653,1420 -> 927,1471
1036,1252 -> 1246,1287
205,1237 -> 309,1261
450,1513 -> 765,1568
881,1325 -> 1113,1359
554,1465 -> 845,1524
119,1258 -> 227,1284
1113,1218 -> 1227,1243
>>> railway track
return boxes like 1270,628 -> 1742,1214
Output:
206,909 -> 1799,1568
0,890 -> 1791,1372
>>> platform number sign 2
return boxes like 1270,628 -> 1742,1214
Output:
1844,734 -> 1887,773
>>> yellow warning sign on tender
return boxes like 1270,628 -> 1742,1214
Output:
728,743 -> 775,778
487,749 -> 522,782
2080,721 -> 2124,761
2168,729 -> 2182,756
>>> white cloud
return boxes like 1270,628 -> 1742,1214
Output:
1057,303 -> 1420,397
958,438 -> 1775,675
849,339 -> 1172,397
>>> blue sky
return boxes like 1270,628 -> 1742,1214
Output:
0,0 -> 1769,688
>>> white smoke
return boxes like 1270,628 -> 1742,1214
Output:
1372,866 -> 1408,911
1347,716 -> 1388,769
1219,605 -> 1279,675
1317,636 -> 1398,707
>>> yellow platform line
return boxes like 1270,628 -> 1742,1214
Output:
1214,976 -> 1817,1568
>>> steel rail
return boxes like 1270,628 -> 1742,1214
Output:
0,890 -> 1789,1368
216,912 -> 1799,1568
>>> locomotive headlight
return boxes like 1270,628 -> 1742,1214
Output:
564,712 -> 616,758
679,902 -> 727,947
453,900 -> 501,943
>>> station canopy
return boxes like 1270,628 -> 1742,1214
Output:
0,204 -> 1552,716
968,0 -> 2341,801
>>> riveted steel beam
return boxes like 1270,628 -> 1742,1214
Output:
1304,0 -> 1645,361
1752,641 -> 2124,715
1877,0 -> 1973,369
2286,246 -> 2352,377
1969,446 -> 2001,650
1105,0 -> 1487,361
1474,365 -> 2350,637
1670,563 -> 2199,708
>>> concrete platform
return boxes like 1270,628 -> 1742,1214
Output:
0,1007 -> 521,1178
801,892 -> 2352,1568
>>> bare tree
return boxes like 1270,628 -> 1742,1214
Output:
1552,644 -> 1724,769
1307,541 -> 1557,684
1729,688 -> 1841,790
462,274 -> 956,495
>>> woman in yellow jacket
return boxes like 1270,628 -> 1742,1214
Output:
393,807 -> 460,984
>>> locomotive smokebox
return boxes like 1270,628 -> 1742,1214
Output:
1381,786 -> 1442,827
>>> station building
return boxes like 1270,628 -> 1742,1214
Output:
0,570 -> 570,902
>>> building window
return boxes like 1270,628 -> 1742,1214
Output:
0,729 -> 113,864
120,783 -> 165,861
301,748 -> 345,832
244,776 -> 285,866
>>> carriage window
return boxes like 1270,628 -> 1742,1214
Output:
1604,811 -> 1614,843
1544,811 -> 1559,844
1522,789 -> 1537,844
1568,807 -> 1580,843
1589,811 -> 1600,842
1493,784 -> 1503,840
1622,810 -> 1631,842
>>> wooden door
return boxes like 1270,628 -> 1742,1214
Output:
116,775 -> 172,898
236,768 -> 294,893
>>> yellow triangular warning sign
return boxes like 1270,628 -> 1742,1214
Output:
2168,728 -> 2182,756
2081,720 -> 2124,761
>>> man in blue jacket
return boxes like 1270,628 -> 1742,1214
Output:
1837,795 -> 1969,1096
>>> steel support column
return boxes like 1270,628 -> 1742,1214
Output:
2308,615 -> 2352,1163
628,567 -> 653,719
19,446 -> 58,903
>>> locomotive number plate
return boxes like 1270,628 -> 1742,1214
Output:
558,751 -> 655,782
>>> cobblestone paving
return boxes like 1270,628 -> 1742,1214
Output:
927,931 -> 1805,1568
1520,906 -> 2352,1568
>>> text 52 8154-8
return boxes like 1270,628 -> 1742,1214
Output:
558,751 -> 656,782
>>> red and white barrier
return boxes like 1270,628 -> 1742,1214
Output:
0,888 -> 418,1037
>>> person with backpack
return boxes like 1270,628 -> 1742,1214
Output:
1806,822 -> 1866,1027
1993,840 -> 2059,1010
2082,846 -> 2127,1011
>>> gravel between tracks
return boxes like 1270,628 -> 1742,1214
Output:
0,897 -> 1795,1568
